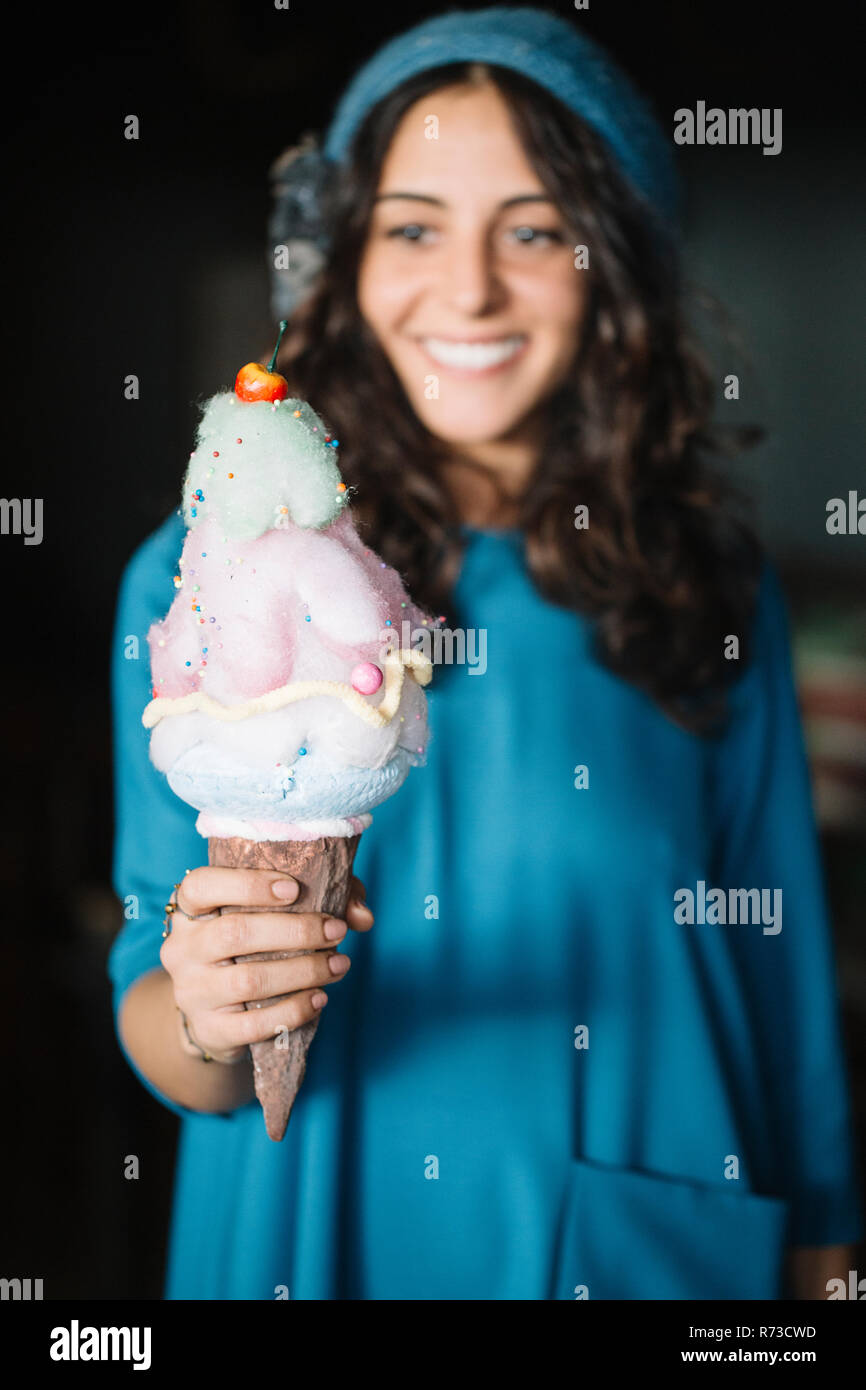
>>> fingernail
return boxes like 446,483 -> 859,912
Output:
272,877 -> 299,900
328,953 -> 351,975
324,918 -> 347,940
354,902 -> 374,923
311,992 -> 329,1009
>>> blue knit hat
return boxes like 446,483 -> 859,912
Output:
269,6 -> 680,318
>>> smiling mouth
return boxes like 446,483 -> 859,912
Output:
417,334 -> 528,372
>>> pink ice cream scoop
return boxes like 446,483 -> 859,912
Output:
142,389 -> 434,841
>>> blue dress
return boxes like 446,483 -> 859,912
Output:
109,511 -> 862,1300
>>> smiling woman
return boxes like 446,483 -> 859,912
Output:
280,58 -> 763,733
109,5 -> 862,1304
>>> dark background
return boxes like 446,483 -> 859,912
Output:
1,0 -> 864,1298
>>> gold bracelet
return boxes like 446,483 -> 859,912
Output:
177,1007 -> 214,1062
176,1007 -> 247,1066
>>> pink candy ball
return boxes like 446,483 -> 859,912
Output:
351,661 -> 383,694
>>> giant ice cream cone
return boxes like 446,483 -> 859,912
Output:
142,324 -> 433,1139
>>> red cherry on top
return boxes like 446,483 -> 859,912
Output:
234,362 -> 288,402
234,318 -> 290,403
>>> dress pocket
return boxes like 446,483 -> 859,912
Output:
551,1155 -> 788,1300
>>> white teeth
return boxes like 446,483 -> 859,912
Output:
420,335 -> 525,369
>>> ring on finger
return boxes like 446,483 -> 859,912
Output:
163,873 -> 220,938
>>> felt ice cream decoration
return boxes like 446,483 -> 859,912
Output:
142,323 -> 434,1139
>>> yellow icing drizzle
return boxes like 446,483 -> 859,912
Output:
142,646 -> 431,730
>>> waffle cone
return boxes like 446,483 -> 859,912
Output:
207,833 -> 362,1140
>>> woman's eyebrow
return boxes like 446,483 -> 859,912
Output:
373,192 -> 556,209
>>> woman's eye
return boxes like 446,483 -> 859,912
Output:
381,222 -> 563,247
385,223 -> 433,242
509,225 -> 564,245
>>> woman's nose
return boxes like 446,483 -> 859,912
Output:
440,231 -> 505,315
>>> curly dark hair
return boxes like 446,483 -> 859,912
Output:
275,61 -> 763,733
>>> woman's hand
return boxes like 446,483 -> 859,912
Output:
160,867 -> 373,1064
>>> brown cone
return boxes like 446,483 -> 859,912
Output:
208,833 -> 362,1141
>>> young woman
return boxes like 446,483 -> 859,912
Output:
110,8 -> 861,1300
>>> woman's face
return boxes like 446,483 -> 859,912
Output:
357,81 -> 585,448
